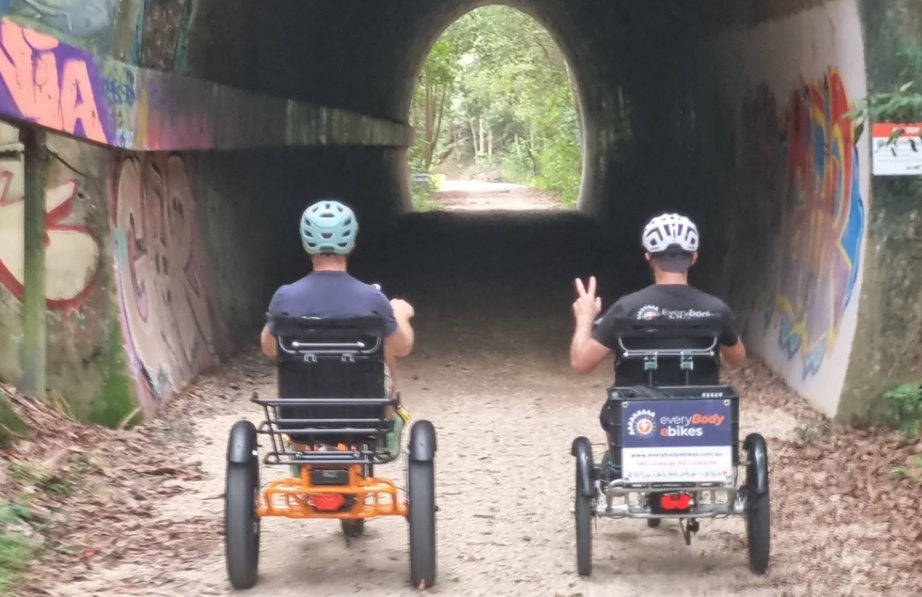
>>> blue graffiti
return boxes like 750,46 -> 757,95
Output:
840,147 -> 864,311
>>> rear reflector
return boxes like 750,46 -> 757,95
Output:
660,493 -> 691,511
312,493 -> 345,511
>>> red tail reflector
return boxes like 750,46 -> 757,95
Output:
312,493 -> 345,511
660,493 -> 691,511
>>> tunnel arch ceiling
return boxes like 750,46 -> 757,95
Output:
186,0 -> 697,220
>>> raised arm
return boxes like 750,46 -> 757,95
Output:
570,276 -> 611,374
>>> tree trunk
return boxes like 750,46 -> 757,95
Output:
479,117 -> 485,157
470,119 -> 480,155
431,83 -> 450,168
424,79 -> 434,168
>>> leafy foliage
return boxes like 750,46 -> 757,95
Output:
883,383 -> 922,440
410,173 -> 444,212
0,393 -> 28,448
849,81 -> 922,142
408,7 -> 582,206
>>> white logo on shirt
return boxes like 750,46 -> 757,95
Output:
636,305 -> 661,320
636,305 -> 715,320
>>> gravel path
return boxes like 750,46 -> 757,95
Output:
46,352 -> 782,597
36,207 -> 920,597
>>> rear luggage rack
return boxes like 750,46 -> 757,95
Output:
252,393 -> 398,466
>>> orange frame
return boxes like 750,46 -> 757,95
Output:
258,463 -> 408,520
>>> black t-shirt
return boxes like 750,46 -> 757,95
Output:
592,284 -> 739,386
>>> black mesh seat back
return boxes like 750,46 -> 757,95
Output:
615,319 -> 722,387
272,315 -> 388,446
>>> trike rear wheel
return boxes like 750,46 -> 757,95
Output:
747,488 -> 771,573
744,433 -> 771,574
408,460 -> 437,588
225,461 -> 260,589
341,519 -> 365,538
575,474 -> 593,576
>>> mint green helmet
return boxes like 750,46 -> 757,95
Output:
300,200 -> 358,255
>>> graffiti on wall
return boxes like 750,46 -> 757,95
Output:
113,155 -> 216,412
0,18 -> 408,153
0,156 -> 100,308
0,19 -> 111,142
755,69 -> 865,379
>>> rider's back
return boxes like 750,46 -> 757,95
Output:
593,284 -> 738,387
268,271 -> 397,335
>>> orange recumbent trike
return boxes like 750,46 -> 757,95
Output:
224,315 -> 438,590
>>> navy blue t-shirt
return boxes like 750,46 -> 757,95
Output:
267,272 -> 398,337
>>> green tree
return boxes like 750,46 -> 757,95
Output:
409,6 -> 583,205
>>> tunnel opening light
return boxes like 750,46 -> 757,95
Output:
407,5 -> 583,213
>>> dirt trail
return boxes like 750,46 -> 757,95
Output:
40,351 -> 909,597
432,180 -> 560,211
33,209 -> 921,597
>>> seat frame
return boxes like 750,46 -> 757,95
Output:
253,314 -> 397,467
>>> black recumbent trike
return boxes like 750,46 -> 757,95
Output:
571,319 -> 770,576
224,315 -> 438,590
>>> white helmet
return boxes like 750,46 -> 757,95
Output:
642,213 -> 699,254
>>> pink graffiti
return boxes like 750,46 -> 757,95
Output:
113,156 -> 215,410
0,20 -> 106,143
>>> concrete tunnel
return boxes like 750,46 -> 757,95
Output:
0,0 -> 920,426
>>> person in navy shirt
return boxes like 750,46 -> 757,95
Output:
260,200 -> 416,456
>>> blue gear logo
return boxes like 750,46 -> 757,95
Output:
627,409 -> 656,438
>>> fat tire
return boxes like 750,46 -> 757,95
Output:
575,470 -> 593,576
225,461 -> 260,589
341,519 -> 365,538
747,488 -> 771,574
407,460 -> 437,588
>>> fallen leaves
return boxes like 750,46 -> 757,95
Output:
0,383 -> 220,597
726,362 -> 922,593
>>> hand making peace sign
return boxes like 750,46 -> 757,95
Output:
572,276 -> 602,323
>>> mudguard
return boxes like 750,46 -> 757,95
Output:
408,420 -> 437,462
744,433 -> 769,496
572,436 -> 595,498
227,420 -> 258,464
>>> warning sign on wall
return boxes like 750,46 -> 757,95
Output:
873,123 -> 922,176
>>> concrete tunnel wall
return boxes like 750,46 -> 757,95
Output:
0,0 -> 918,424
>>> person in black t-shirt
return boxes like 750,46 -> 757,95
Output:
568,213 -> 746,432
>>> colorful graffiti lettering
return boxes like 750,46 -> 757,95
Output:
113,155 -> 216,413
764,69 -> 865,379
0,160 -> 99,308
0,19 -> 111,142
0,18 -> 407,152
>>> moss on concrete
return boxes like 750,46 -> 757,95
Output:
86,318 -> 141,429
